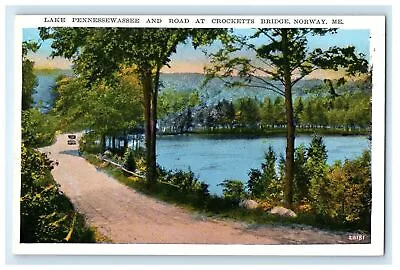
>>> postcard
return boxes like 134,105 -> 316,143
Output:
13,14 -> 385,256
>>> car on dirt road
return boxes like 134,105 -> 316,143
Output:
67,139 -> 76,145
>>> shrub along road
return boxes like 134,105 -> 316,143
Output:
39,133 -> 353,244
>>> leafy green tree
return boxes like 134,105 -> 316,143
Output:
40,27 -> 222,185
297,89 -> 371,130
261,146 -> 278,187
335,151 -> 371,226
260,97 -> 274,128
51,76 -> 88,131
52,69 -> 143,152
306,135 -> 331,217
235,97 -> 261,127
158,89 -> 200,118
206,28 -> 368,208
21,41 -> 94,243
294,97 -> 304,126
220,179 -> 246,203
305,150 -> 371,228
313,99 -> 328,127
247,168 -> 262,198
20,142 -> 95,243
123,149 -> 136,172
247,146 -> 279,200
22,41 -> 40,111
21,109 -> 58,147
84,75 -> 143,151
293,144 -> 309,202
215,99 -> 236,128
273,96 -> 286,127
307,135 -> 328,162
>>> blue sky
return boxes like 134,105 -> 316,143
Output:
23,28 -> 370,74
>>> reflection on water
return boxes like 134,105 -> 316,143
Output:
156,134 -> 370,195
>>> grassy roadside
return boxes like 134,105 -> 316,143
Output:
84,154 -> 368,234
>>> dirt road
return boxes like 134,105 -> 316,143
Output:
39,133 -> 352,244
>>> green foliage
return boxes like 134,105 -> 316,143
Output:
307,160 -> 330,217
164,170 -> 199,193
215,99 -> 236,128
22,108 -> 58,148
293,144 -> 309,202
79,132 -> 102,154
298,135 -> 371,229
305,135 -> 330,215
20,40 -> 95,243
307,135 -> 328,162
123,149 -> 136,172
51,76 -> 88,131
260,96 -> 285,128
247,168 -> 262,198
197,182 -> 210,199
160,89 -> 370,136
22,41 -> 40,111
247,146 -> 281,202
20,143 -> 95,243
21,142 -> 54,194
158,89 -> 201,118
40,28 -> 223,85
235,97 -> 261,127
220,180 -> 246,203
22,59 -> 37,110
53,73 -> 143,135
297,91 -> 372,130
323,151 -> 371,227
247,134 -> 371,230
262,146 -> 278,184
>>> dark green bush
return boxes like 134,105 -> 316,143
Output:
247,168 -> 262,198
319,151 -> 371,229
123,149 -> 136,172
22,109 -> 58,148
248,134 -> 371,231
293,144 -> 309,203
20,143 -> 95,243
164,169 -> 199,192
220,179 -> 246,204
247,146 -> 281,202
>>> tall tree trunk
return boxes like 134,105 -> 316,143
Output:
148,88 -> 157,185
101,134 -> 106,153
123,136 -> 128,151
149,68 -> 161,180
282,29 -> 295,209
112,136 -> 116,150
142,71 -> 156,185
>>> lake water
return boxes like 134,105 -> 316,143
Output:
33,70 -> 73,112
156,134 -> 370,195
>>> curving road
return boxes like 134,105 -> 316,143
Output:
39,133 -> 352,244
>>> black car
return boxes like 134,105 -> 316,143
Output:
68,134 -> 76,139
67,139 -> 77,145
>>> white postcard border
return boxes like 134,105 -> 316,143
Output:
12,14 -> 386,256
